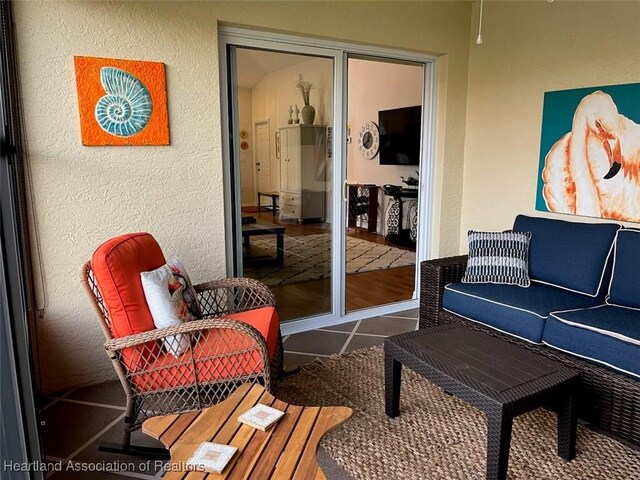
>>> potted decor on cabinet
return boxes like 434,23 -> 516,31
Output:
296,80 -> 315,125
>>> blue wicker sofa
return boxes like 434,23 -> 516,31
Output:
420,215 -> 640,446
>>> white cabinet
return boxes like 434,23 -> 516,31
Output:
279,125 -> 327,222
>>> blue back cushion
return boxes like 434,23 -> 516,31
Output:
607,229 -> 640,309
513,215 -> 619,297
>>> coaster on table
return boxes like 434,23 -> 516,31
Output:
238,403 -> 285,431
185,442 -> 238,474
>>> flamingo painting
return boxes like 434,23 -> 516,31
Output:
539,88 -> 640,222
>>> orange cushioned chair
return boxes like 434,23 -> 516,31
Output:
81,233 -> 282,455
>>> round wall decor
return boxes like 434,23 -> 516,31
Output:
357,121 -> 380,159
240,129 -> 249,139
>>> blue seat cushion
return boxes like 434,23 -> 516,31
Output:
543,305 -> 640,378
607,229 -> 640,309
443,282 -> 602,343
513,215 -> 619,298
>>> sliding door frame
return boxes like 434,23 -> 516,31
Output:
218,27 -> 438,335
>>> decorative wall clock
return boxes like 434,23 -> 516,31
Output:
357,121 -> 380,159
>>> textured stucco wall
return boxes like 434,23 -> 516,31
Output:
461,1 -> 640,247
13,0 -> 471,392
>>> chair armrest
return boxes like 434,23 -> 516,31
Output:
104,317 -> 267,353
193,278 -> 276,318
419,255 -> 468,329
104,317 -> 272,401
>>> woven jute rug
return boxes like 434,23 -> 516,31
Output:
278,346 -> 640,480
244,234 -> 415,286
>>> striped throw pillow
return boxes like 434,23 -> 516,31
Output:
462,230 -> 532,287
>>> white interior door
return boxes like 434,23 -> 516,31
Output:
254,121 -> 271,193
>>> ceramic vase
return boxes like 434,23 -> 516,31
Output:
301,104 -> 315,125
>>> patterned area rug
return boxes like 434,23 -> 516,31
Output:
244,234 -> 415,286
278,346 -> 640,480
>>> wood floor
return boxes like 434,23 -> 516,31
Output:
242,209 -> 416,321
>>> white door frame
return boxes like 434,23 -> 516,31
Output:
252,118 -> 271,199
218,27 -> 438,335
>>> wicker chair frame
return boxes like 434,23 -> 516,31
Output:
81,262 -> 283,447
420,255 -> 640,447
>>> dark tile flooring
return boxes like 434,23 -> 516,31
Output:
37,309 -> 418,479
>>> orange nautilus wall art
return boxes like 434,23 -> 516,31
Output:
74,56 -> 170,146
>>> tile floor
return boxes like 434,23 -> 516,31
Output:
37,309 -> 418,479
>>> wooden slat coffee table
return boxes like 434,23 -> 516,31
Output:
143,383 -> 352,479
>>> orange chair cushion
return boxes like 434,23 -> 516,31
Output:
131,307 -> 279,392
91,232 -> 165,338
224,306 -> 279,360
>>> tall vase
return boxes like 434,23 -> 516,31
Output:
301,104 -> 315,125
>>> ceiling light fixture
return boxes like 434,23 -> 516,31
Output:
476,0 -> 484,45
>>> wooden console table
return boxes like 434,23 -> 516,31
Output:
143,383 -> 352,479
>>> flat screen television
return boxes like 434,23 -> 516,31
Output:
378,105 -> 422,166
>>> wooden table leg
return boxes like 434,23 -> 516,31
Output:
557,392 -> 577,461
486,412 -> 513,480
385,353 -> 402,418
258,192 -> 262,212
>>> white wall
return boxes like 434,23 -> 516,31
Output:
347,58 -> 424,233
347,59 -> 423,187
13,0 -> 471,392
461,1 -> 640,249
251,57 -> 333,193
238,88 -> 255,205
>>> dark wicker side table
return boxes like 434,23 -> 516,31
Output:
384,325 -> 580,480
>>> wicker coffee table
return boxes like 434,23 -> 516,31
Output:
384,324 -> 580,480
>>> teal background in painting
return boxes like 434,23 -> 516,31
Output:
535,83 -> 640,212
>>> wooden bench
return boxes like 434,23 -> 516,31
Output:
258,191 -> 280,216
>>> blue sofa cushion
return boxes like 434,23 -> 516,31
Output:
513,215 -> 619,298
607,229 -> 640,309
543,305 -> 640,378
443,281 -> 602,343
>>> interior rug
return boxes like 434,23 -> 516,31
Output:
278,346 -> 640,480
244,233 -> 415,286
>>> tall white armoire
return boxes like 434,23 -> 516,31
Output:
279,125 -> 328,222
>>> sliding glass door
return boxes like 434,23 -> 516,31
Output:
344,56 -> 425,313
223,44 -> 337,322
220,28 -> 436,329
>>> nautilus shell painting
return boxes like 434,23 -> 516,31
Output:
536,83 -> 640,222
95,67 -> 152,137
74,56 -> 169,146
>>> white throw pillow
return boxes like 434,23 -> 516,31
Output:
140,264 -> 192,357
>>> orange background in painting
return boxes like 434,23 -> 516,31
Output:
74,56 -> 170,146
